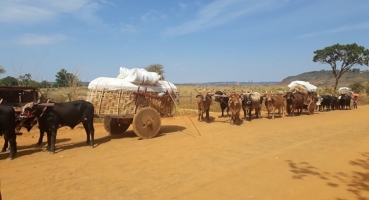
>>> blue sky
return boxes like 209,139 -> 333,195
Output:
1,0 -> 369,84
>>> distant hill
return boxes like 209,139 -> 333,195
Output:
280,69 -> 369,87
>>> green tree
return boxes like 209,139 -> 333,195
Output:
0,76 -> 19,86
349,82 -> 365,93
313,43 -> 369,91
55,69 -> 79,87
39,80 -> 51,88
145,64 -> 165,80
18,73 -> 33,86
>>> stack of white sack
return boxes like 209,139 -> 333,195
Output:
88,77 -> 178,93
117,67 -> 161,85
338,87 -> 353,95
288,81 -> 317,92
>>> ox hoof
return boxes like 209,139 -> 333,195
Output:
1,149 -> 6,153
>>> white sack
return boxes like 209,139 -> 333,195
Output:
88,77 -> 178,93
338,87 -> 353,94
117,67 -> 161,85
288,81 -> 317,92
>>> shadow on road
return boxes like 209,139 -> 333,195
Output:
285,152 -> 369,200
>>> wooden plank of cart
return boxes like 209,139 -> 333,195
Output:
86,86 -> 177,139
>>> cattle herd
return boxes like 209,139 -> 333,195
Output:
195,89 -> 356,124
0,88 -> 357,160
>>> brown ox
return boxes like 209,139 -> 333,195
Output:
284,91 -> 305,116
195,88 -> 214,122
264,92 -> 285,119
228,93 -> 243,125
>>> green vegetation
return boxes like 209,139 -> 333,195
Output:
312,43 -> 369,91
145,64 -> 165,80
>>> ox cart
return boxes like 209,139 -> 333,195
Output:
288,81 -> 318,115
86,77 -> 179,139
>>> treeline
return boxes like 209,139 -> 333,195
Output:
0,68 -> 80,88
0,64 -> 165,88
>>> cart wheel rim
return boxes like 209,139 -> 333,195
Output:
133,107 -> 161,139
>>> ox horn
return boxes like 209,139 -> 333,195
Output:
194,88 -> 200,93
0,98 -> 3,104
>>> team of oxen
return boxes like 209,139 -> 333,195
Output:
0,88 -> 354,160
0,99 -> 95,160
194,88 -> 354,124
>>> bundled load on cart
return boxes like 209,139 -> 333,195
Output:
338,87 -> 354,95
287,81 -> 318,115
86,67 -> 179,139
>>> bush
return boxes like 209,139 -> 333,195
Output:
349,82 -> 365,93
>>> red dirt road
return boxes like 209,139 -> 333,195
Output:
1,106 -> 369,200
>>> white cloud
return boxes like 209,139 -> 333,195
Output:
162,0 -> 288,37
0,0 -> 101,24
297,22 -> 369,38
179,2 -> 187,10
14,34 -> 68,46
120,24 -> 137,34
141,10 -> 167,22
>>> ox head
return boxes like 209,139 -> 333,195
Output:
214,90 -> 226,102
195,88 -> 214,102
264,91 -> 274,102
242,92 -> 252,105
283,91 -> 295,100
20,102 -> 37,118
228,93 -> 243,106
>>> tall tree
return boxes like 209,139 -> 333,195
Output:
0,76 -> 19,86
18,73 -> 33,86
55,69 -> 79,87
145,64 -> 165,80
313,43 -> 369,91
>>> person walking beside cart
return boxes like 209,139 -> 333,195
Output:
353,94 -> 359,109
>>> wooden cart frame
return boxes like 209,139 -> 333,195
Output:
86,87 -> 177,139
304,91 -> 317,115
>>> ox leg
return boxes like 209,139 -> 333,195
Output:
242,107 -> 247,120
82,120 -> 95,148
1,137 -> 8,152
4,133 -> 17,159
36,128 -> 46,146
248,108 -> 252,121
272,108 -> 275,119
205,109 -> 210,123
197,109 -> 202,122
48,125 -> 58,154
44,130 -> 52,152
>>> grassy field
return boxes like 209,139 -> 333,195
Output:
40,83 -> 369,119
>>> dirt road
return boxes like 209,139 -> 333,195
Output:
1,106 -> 369,200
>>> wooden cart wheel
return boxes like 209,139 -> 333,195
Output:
103,117 -> 130,135
308,101 -> 315,115
133,107 -> 161,139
